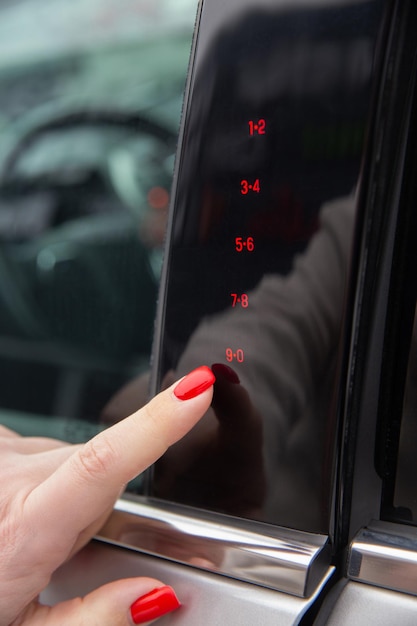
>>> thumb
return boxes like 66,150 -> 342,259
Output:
23,578 -> 181,625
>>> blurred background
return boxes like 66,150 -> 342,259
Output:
0,0 -> 197,440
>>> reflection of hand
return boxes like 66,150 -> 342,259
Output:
155,363 -> 266,519
0,367 -> 214,626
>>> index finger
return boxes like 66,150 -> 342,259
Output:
26,367 -> 214,557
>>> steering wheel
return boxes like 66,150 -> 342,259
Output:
0,109 -> 177,181
0,109 -> 176,351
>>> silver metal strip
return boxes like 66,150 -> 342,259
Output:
97,497 -> 331,598
348,520 -> 417,596
42,541 -> 336,626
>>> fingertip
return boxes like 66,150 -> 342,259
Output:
130,585 -> 181,625
72,578 -> 179,626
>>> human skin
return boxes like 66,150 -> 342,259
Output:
0,368 -> 214,626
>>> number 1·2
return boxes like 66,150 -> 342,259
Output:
248,119 -> 266,136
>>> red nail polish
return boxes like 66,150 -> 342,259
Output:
130,586 -> 181,624
173,366 -> 216,401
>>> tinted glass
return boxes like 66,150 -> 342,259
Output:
0,1 -> 196,444
152,0 -> 385,532
394,316 -> 417,523
369,4 -> 417,527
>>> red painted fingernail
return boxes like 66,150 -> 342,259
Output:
130,585 -> 181,624
211,363 -> 240,384
173,365 -> 216,400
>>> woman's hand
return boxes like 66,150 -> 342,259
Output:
0,366 -> 215,626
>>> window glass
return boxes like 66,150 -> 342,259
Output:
150,0 -> 386,532
391,311 -> 417,523
0,0 -> 197,445
374,17 -> 417,526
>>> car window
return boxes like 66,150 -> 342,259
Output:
148,0 -> 386,534
0,0 -> 197,447
381,152 -> 417,526
358,19 -> 417,531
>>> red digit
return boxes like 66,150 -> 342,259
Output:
236,349 -> 245,363
235,237 -> 243,252
258,118 -> 266,134
241,180 -> 249,195
252,179 -> 260,193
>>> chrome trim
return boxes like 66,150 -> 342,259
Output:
349,520 -> 417,596
42,541 -> 335,625
97,497 -> 331,598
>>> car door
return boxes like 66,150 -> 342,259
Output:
4,0 -> 417,624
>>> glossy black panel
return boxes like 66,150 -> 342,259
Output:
151,0 -> 385,532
